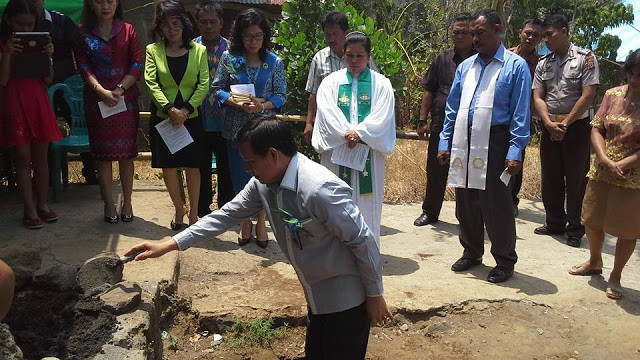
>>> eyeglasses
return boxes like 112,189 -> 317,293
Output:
198,20 -> 220,26
242,33 -> 264,42
161,22 -> 183,30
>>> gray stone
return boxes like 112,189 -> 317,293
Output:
32,264 -> 78,292
99,282 -> 142,315
0,323 -> 24,360
41,357 -> 61,360
77,253 -> 123,292
92,344 -> 146,360
0,248 -> 41,290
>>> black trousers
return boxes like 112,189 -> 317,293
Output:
511,148 -> 525,206
305,302 -> 370,360
540,118 -> 591,237
198,131 -> 234,217
455,126 -> 517,270
421,123 -> 450,219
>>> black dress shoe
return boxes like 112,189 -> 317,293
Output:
566,236 -> 582,248
487,267 -> 514,283
414,213 -> 438,226
82,167 -> 99,185
238,236 -> 253,246
451,257 -> 482,272
534,225 -> 565,236
256,239 -> 269,249
170,220 -> 186,231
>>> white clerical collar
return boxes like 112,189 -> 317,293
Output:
44,9 -> 52,22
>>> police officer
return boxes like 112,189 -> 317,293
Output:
532,14 -> 599,248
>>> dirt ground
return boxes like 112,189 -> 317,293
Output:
160,298 -> 640,360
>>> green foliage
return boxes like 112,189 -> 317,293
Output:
227,318 -> 288,348
273,0 -> 406,115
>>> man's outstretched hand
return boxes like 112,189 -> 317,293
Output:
366,295 -> 393,326
125,239 -> 179,261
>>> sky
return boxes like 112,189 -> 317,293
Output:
604,0 -> 640,61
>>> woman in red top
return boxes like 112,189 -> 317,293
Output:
77,0 -> 143,223
0,0 -> 62,229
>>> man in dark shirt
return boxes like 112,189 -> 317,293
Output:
32,0 -> 97,184
508,18 -> 542,216
414,13 -> 475,226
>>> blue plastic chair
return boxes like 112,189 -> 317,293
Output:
211,154 -> 217,174
47,75 -> 90,202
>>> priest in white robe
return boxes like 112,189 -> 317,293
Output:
438,9 -> 531,283
312,32 -> 396,248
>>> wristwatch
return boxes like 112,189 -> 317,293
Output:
116,84 -> 125,92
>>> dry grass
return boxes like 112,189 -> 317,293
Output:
67,140 -> 543,204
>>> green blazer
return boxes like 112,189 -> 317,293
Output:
144,41 -> 209,118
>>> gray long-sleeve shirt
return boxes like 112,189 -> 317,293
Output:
173,153 -> 383,315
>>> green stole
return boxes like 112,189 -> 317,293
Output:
337,68 -> 373,195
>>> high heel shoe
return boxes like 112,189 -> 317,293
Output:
104,204 -> 118,224
120,201 -> 134,223
238,223 -> 253,246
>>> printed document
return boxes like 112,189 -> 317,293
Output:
154,119 -> 194,154
331,143 -> 370,172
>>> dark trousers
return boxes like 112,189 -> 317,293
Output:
421,124 -> 450,219
511,148 -> 525,206
198,131 -> 234,217
455,126 -> 517,270
540,118 -> 591,237
305,302 -> 370,360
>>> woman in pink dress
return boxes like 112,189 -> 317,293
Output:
77,0 -> 143,223
0,0 -> 62,229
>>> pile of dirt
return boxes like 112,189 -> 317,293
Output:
4,288 -> 116,360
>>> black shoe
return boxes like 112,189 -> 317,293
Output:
238,236 -> 253,246
104,215 -> 119,224
487,267 -> 514,283
256,239 -> 269,249
82,167 -> 99,185
534,225 -> 565,236
566,236 -> 582,248
170,220 -> 186,231
451,257 -> 482,272
414,213 -> 438,226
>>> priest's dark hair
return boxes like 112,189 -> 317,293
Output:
234,116 -> 297,157
343,31 -> 371,54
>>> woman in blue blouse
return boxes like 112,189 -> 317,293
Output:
212,8 -> 286,248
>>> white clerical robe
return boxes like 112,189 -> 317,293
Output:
312,68 -> 396,247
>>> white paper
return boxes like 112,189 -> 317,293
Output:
154,119 -> 194,154
500,168 -> 511,186
98,97 -> 127,118
230,84 -> 256,96
330,143 -> 370,172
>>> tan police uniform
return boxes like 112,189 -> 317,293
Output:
533,43 -> 599,238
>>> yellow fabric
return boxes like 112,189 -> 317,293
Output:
144,41 -> 209,118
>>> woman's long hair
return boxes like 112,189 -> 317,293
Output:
229,8 -> 271,61
80,0 -> 124,32
0,0 -> 37,36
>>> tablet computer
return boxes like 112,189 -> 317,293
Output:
13,32 -> 51,78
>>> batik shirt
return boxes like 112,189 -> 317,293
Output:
193,36 -> 229,132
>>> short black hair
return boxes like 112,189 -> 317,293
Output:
194,0 -> 223,20
624,48 -> 640,73
471,8 -> 501,27
343,31 -> 371,54
321,11 -> 348,32
229,8 -> 271,61
523,18 -> 543,28
234,116 -> 297,157
151,0 -> 195,49
543,14 -> 569,32
452,12 -> 472,25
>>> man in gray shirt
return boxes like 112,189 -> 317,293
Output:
127,117 -> 391,359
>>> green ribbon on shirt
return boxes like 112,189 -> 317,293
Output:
337,68 -> 373,195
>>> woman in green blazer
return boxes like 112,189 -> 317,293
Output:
145,0 -> 209,229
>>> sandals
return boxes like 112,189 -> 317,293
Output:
568,264 -> 602,276
23,216 -> 44,230
606,285 -> 623,300
37,208 -> 58,223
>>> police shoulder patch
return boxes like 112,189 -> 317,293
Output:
584,54 -> 596,69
